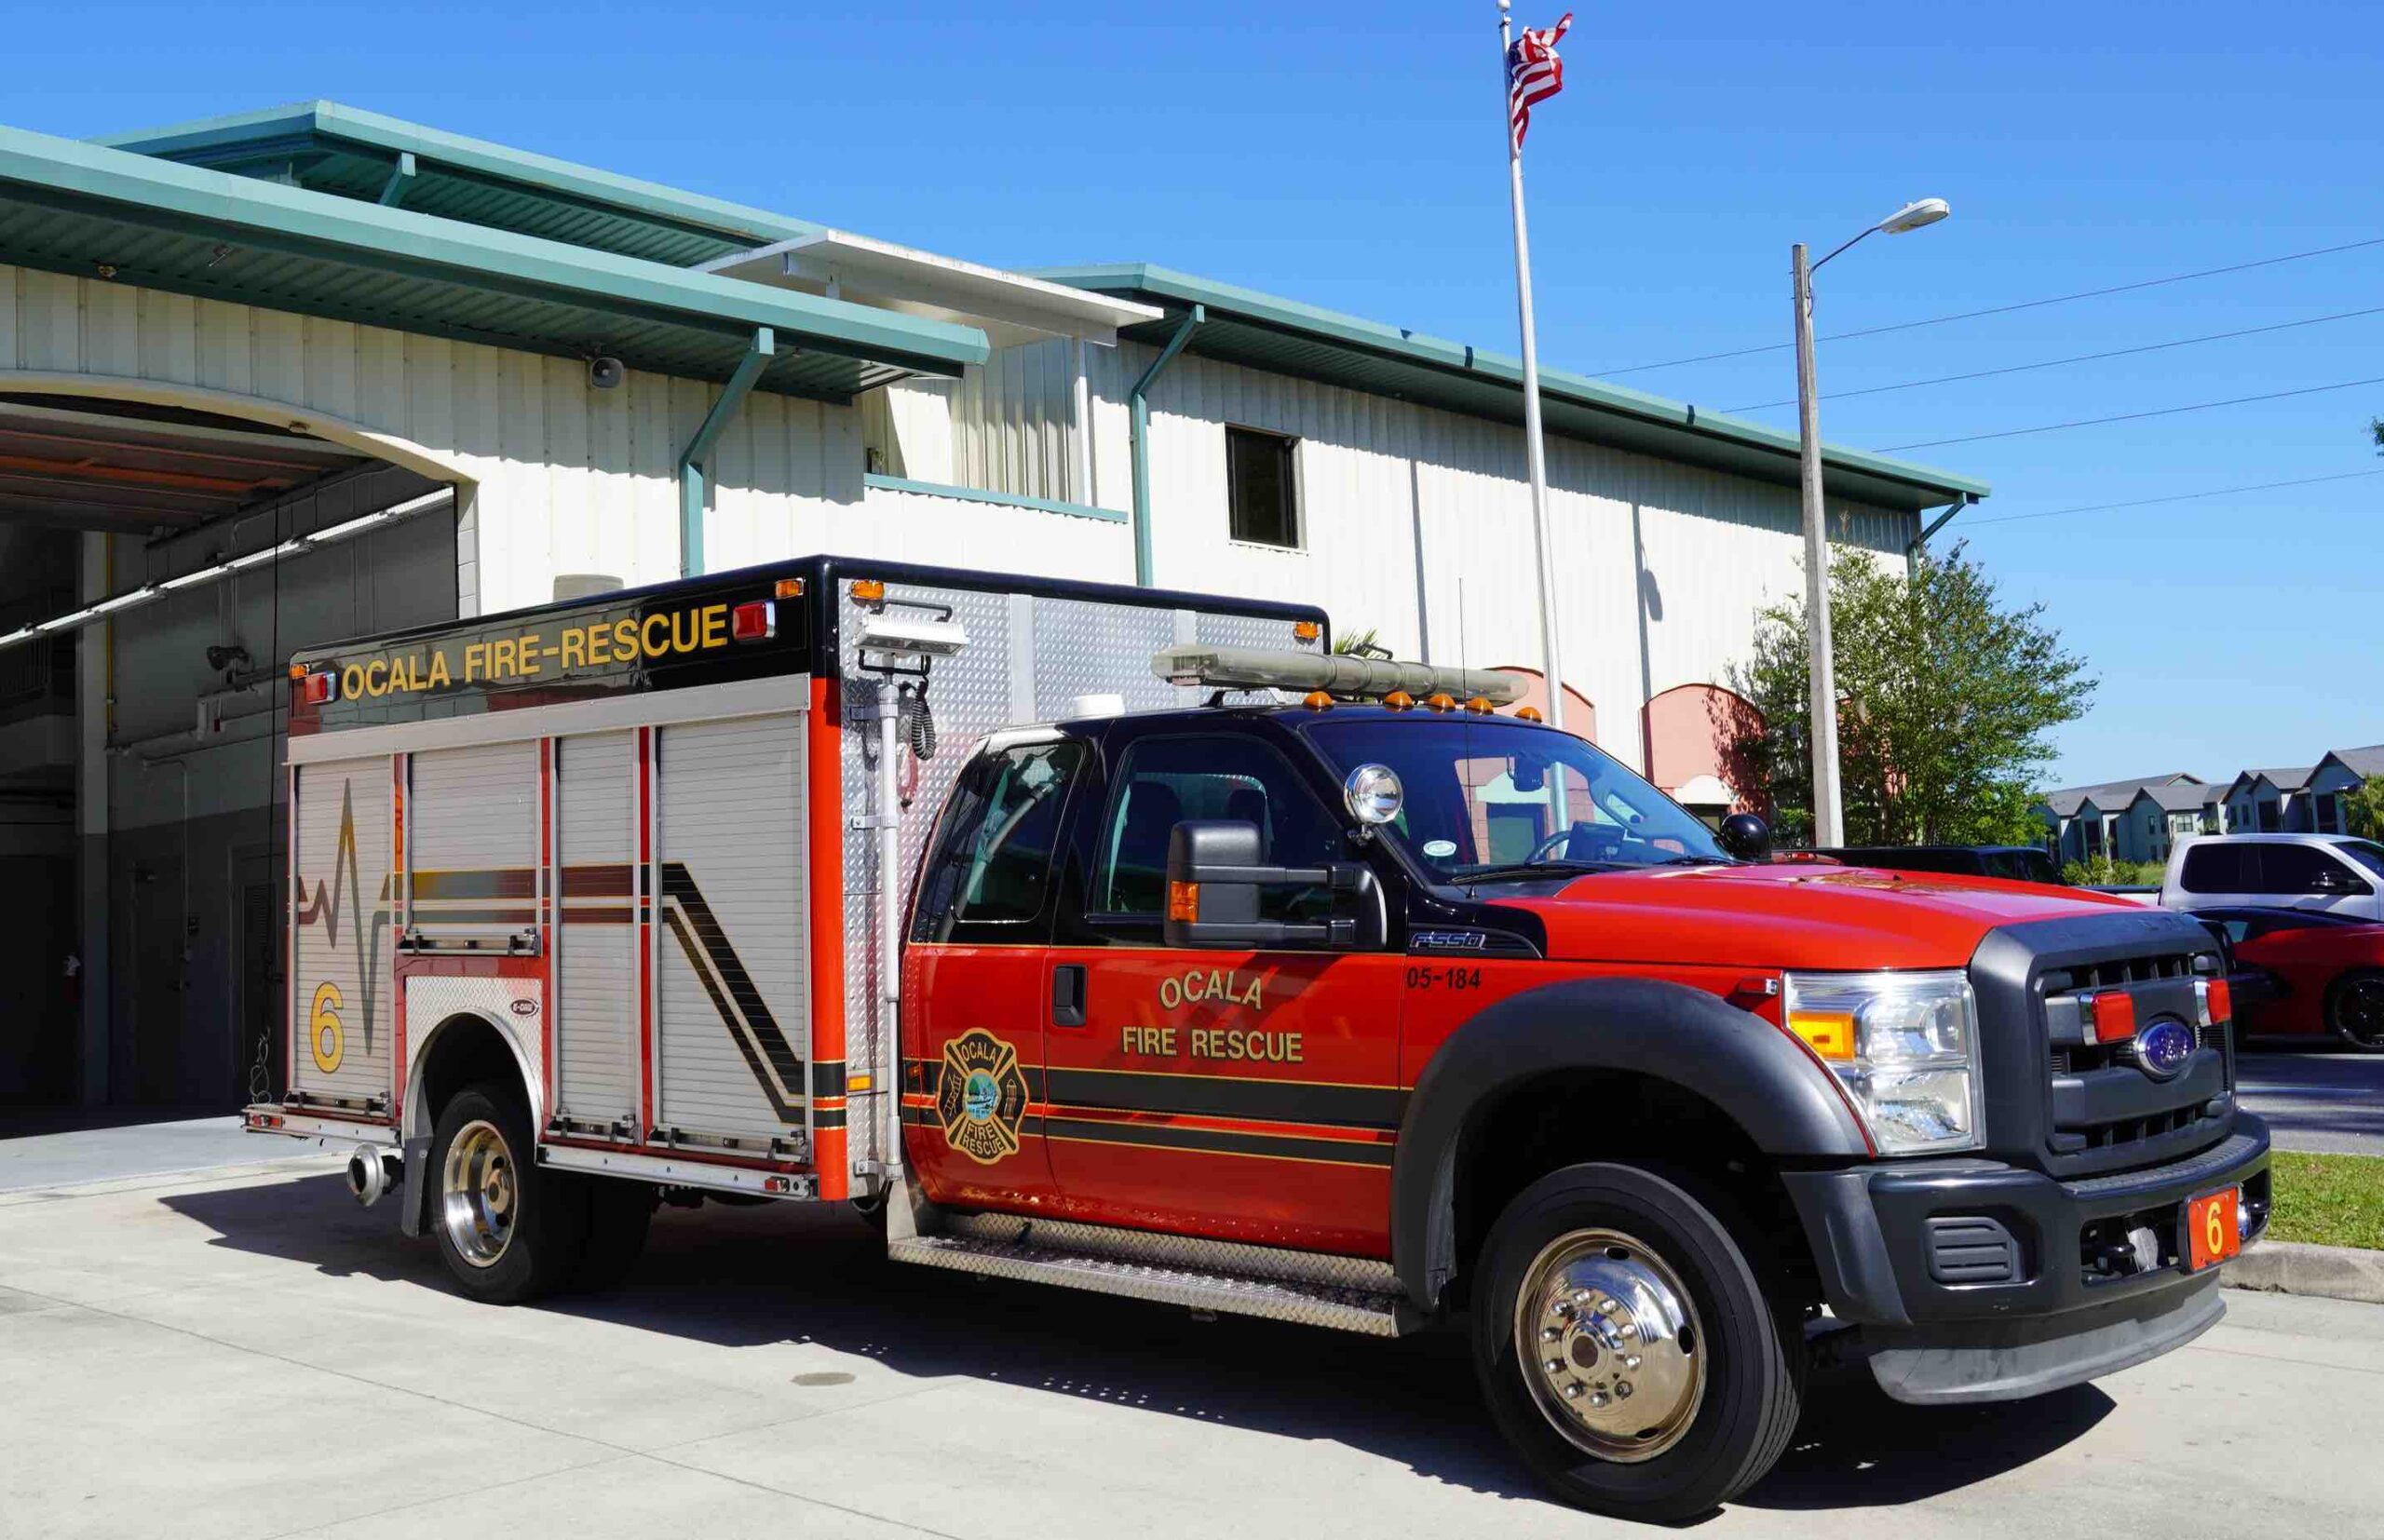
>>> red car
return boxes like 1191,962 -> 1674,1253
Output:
2194,907 -> 2384,1050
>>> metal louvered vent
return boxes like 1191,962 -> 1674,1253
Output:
1926,1216 -> 2021,1285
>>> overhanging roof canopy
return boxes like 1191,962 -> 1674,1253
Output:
702,231 -> 1164,350
98,101 -> 814,267
1036,263 -> 1988,514
0,124 -> 986,400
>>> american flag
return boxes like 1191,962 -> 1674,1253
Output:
1506,11 -> 1573,153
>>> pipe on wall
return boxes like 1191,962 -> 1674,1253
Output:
1127,304 -> 1204,588
679,327 -> 775,579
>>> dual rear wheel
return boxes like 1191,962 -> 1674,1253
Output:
427,1082 -> 652,1304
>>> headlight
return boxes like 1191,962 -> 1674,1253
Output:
1781,969 -> 1984,1156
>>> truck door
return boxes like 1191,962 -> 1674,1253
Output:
901,734 -> 1085,1208
1042,727 -> 1402,1256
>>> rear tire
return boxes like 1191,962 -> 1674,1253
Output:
428,1082 -> 588,1304
571,1179 -> 655,1291
2328,970 -> 2384,1052
1471,1162 -> 1803,1523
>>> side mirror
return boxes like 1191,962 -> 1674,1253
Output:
1161,819 -> 1364,950
1716,811 -> 1771,862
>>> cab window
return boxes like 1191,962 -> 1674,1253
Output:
912,739 -> 1084,939
1091,735 -> 1352,922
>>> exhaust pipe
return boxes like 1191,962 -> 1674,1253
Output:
345,1145 -> 401,1208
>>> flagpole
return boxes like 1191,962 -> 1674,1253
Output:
1499,1 -> 1568,750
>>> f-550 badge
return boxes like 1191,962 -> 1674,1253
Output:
938,1029 -> 1030,1166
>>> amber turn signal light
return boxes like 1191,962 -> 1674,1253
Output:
1302,690 -> 1334,709
1515,705 -> 1545,723
1293,620 -> 1321,642
1464,696 -> 1494,714
1382,691 -> 1416,710
774,577 -> 805,599
1787,1009 -> 1856,1061
850,578 -> 886,604
1167,880 -> 1201,923
1423,692 -> 1456,712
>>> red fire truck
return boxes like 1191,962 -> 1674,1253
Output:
250,556 -> 2269,1521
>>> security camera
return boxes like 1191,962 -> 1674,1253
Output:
588,356 -> 626,390
205,643 -> 251,672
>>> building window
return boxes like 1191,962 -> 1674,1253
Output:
1226,426 -> 1300,548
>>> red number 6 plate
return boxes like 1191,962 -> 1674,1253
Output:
2187,1187 -> 2242,1271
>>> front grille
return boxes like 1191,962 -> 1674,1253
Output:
2039,947 -> 2231,1173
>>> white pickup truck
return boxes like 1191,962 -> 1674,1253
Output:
2160,833 -> 2384,921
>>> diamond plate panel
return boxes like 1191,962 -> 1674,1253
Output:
940,1210 -> 1396,1292
405,975 -> 545,1126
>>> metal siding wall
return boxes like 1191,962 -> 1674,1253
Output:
657,712 -> 807,1140
843,485 -> 1132,582
410,742 -> 537,911
949,338 -> 1074,503
1113,341 -> 1920,775
290,756 -> 393,1104
0,263 -> 853,616
556,732 -> 636,1124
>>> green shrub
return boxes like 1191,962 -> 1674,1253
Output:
2062,856 -> 2163,887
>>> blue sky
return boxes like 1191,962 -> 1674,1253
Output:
12,1 -> 2380,788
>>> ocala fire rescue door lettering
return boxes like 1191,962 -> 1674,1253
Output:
937,1029 -> 1029,1165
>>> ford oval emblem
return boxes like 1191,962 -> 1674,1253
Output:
509,998 -> 539,1017
2133,1017 -> 2196,1080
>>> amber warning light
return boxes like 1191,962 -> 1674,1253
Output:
1168,881 -> 1201,923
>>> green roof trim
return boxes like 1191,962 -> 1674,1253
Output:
98,101 -> 816,266
0,123 -> 985,398
1035,263 -> 1988,513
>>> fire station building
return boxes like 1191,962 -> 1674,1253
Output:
0,101 -> 1984,1109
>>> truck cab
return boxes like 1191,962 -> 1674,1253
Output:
899,680 -> 2269,1520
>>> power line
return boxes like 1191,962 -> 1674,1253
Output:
1596,235 -> 2384,377
1724,304 -> 2384,413
1963,468 -> 2384,529
1883,375 -> 2384,453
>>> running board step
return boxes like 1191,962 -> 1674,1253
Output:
887,1220 -> 1414,1336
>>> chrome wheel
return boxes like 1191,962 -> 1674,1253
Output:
1512,1227 -> 1706,1463
440,1118 -> 518,1268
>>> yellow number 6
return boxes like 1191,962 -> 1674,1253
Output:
309,983 -> 345,1074
2205,1201 -> 2227,1257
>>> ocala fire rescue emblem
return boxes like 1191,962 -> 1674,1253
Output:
937,1029 -> 1029,1166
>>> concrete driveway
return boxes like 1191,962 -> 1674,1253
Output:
3,1145 -> 2379,1540
2236,1047 -> 2384,1155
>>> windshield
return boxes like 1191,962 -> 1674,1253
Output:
2340,840 -> 2384,880
1302,716 -> 1729,879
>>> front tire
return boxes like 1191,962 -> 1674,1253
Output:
2327,970 -> 2384,1052
429,1082 -> 588,1304
1472,1163 -> 1802,1522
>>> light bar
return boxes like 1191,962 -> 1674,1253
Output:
0,489 -> 454,655
1152,644 -> 1525,707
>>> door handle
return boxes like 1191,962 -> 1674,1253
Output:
1051,964 -> 1088,1028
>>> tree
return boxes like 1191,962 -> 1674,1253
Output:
1724,542 -> 2096,846
2345,777 -> 2384,841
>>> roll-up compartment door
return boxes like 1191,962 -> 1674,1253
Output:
410,742 -> 539,939
555,732 -> 637,1128
291,756 -> 396,1111
656,712 -> 808,1144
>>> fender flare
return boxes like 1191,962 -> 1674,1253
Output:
402,1007 -> 542,1142
1389,976 -> 1870,1310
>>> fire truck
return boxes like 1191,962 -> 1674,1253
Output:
249,556 -> 2269,1521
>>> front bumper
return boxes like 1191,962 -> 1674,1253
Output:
1783,1113 -> 2270,1403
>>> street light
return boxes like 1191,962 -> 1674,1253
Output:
1793,196 -> 1950,847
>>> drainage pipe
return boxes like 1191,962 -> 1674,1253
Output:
679,327 -> 775,579
1127,304 -> 1204,588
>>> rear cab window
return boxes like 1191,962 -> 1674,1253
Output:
912,737 -> 1085,941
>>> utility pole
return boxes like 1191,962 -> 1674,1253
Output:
1793,241 -> 1844,847
1787,198 -> 1949,849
